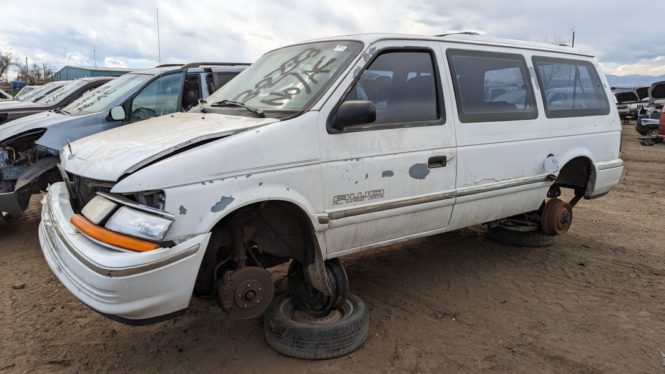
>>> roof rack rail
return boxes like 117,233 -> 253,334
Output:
154,64 -> 184,68
435,31 -> 481,37
181,62 -> 251,69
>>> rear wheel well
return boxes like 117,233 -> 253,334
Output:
194,201 -> 318,296
553,157 -> 595,197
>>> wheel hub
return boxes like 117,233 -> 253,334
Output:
541,198 -> 573,236
217,266 -> 274,319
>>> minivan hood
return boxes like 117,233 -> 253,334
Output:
64,112 -> 279,182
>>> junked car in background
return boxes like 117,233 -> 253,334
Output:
0,81 -> 66,107
0,77 -> 111,125
41,33 -> 622,359
13,86 -> 38,101
0,62 -> 247,219
612,87 -> 639,120
636,81 -> 665,135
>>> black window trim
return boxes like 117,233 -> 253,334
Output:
446,48 -> 539,123
531,56 -> 610,119
326,46 -> 446,134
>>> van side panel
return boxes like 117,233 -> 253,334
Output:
443,43 -> 621,229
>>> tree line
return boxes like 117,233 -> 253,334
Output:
0,51 -> 54,84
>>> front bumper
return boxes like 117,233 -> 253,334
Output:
39,182 -> 211,323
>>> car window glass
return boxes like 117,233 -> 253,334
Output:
64,73 -> 152,115
130,73 -> 183,121
532,57 -> 610,118
206,41 -> 362,112
181,74 -> 201,111
344,51 -> 439,124
205,72 -> 238,96
36,80 -> 87,105
447,50 -> 537,123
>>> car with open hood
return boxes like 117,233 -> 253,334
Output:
41,33 -> 623,359
0,77 -> 111,126
636,81 -> 665,135
0,62 -> 247,218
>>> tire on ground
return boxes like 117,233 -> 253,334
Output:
487,226 -> 555,247
264,293 -> 369,360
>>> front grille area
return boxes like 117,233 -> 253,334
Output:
67,173 -> 114,211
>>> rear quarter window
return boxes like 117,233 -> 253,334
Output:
532,56 -> 610,118
447,49 -> 538,123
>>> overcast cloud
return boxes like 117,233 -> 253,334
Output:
1,0 -> 664,77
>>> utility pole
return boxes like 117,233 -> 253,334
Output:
24,56 -> 29,84
93,49 -> 97,67
571,27 -> 576,48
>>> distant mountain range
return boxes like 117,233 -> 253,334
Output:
606,74 -> 665,88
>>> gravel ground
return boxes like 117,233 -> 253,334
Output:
1,126 -> 664,373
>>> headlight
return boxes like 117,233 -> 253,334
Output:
81,195 -> 117,224
105,206 -> 173,242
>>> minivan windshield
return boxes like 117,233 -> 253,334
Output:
64,73 -> 152,115
205,40 -> 363,113
36,80 -> 88,105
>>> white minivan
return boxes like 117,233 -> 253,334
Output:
39,33 -> 623,359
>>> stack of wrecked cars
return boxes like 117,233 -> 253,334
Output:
0,77 -> 112,126
636,80 -> 665,137
32,33 -> 622,359
0,63 -> 247,219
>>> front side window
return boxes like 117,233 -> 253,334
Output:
342,50 -> 440,125
130,73 -> 183,121
447,49 -> 537,123
205,41 -> 363,114
532,57 -> 610,118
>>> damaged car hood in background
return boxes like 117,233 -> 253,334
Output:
0,111 -> 70,142
63,112 -> 279,181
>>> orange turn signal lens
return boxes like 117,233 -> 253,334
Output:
70,214 -> 159,252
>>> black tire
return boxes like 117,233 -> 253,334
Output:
487,226 -> 555,247
287,259 -> 349,318
264,294 -> 369,360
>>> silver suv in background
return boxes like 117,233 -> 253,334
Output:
0,62 -> 248,218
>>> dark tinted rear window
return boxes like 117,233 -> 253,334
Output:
447,49 -> 538,123
532,56 -> 610,118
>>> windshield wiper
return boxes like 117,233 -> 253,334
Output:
53,108 -> 70,115
210,100 -> 265,118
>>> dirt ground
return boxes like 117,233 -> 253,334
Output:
1,126 -> 664,373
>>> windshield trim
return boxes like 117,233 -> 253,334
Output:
204,40 -> 364,118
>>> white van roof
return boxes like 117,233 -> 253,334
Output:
291,33 -> 593,58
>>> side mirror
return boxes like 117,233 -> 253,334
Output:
333,100 -> 376,129
110,106 -> 126,121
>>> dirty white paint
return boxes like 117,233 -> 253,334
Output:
48,33 -> 623,321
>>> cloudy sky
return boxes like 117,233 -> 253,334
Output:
2,0 -> 664,78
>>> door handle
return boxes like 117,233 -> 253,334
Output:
428,155 -> 447,168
